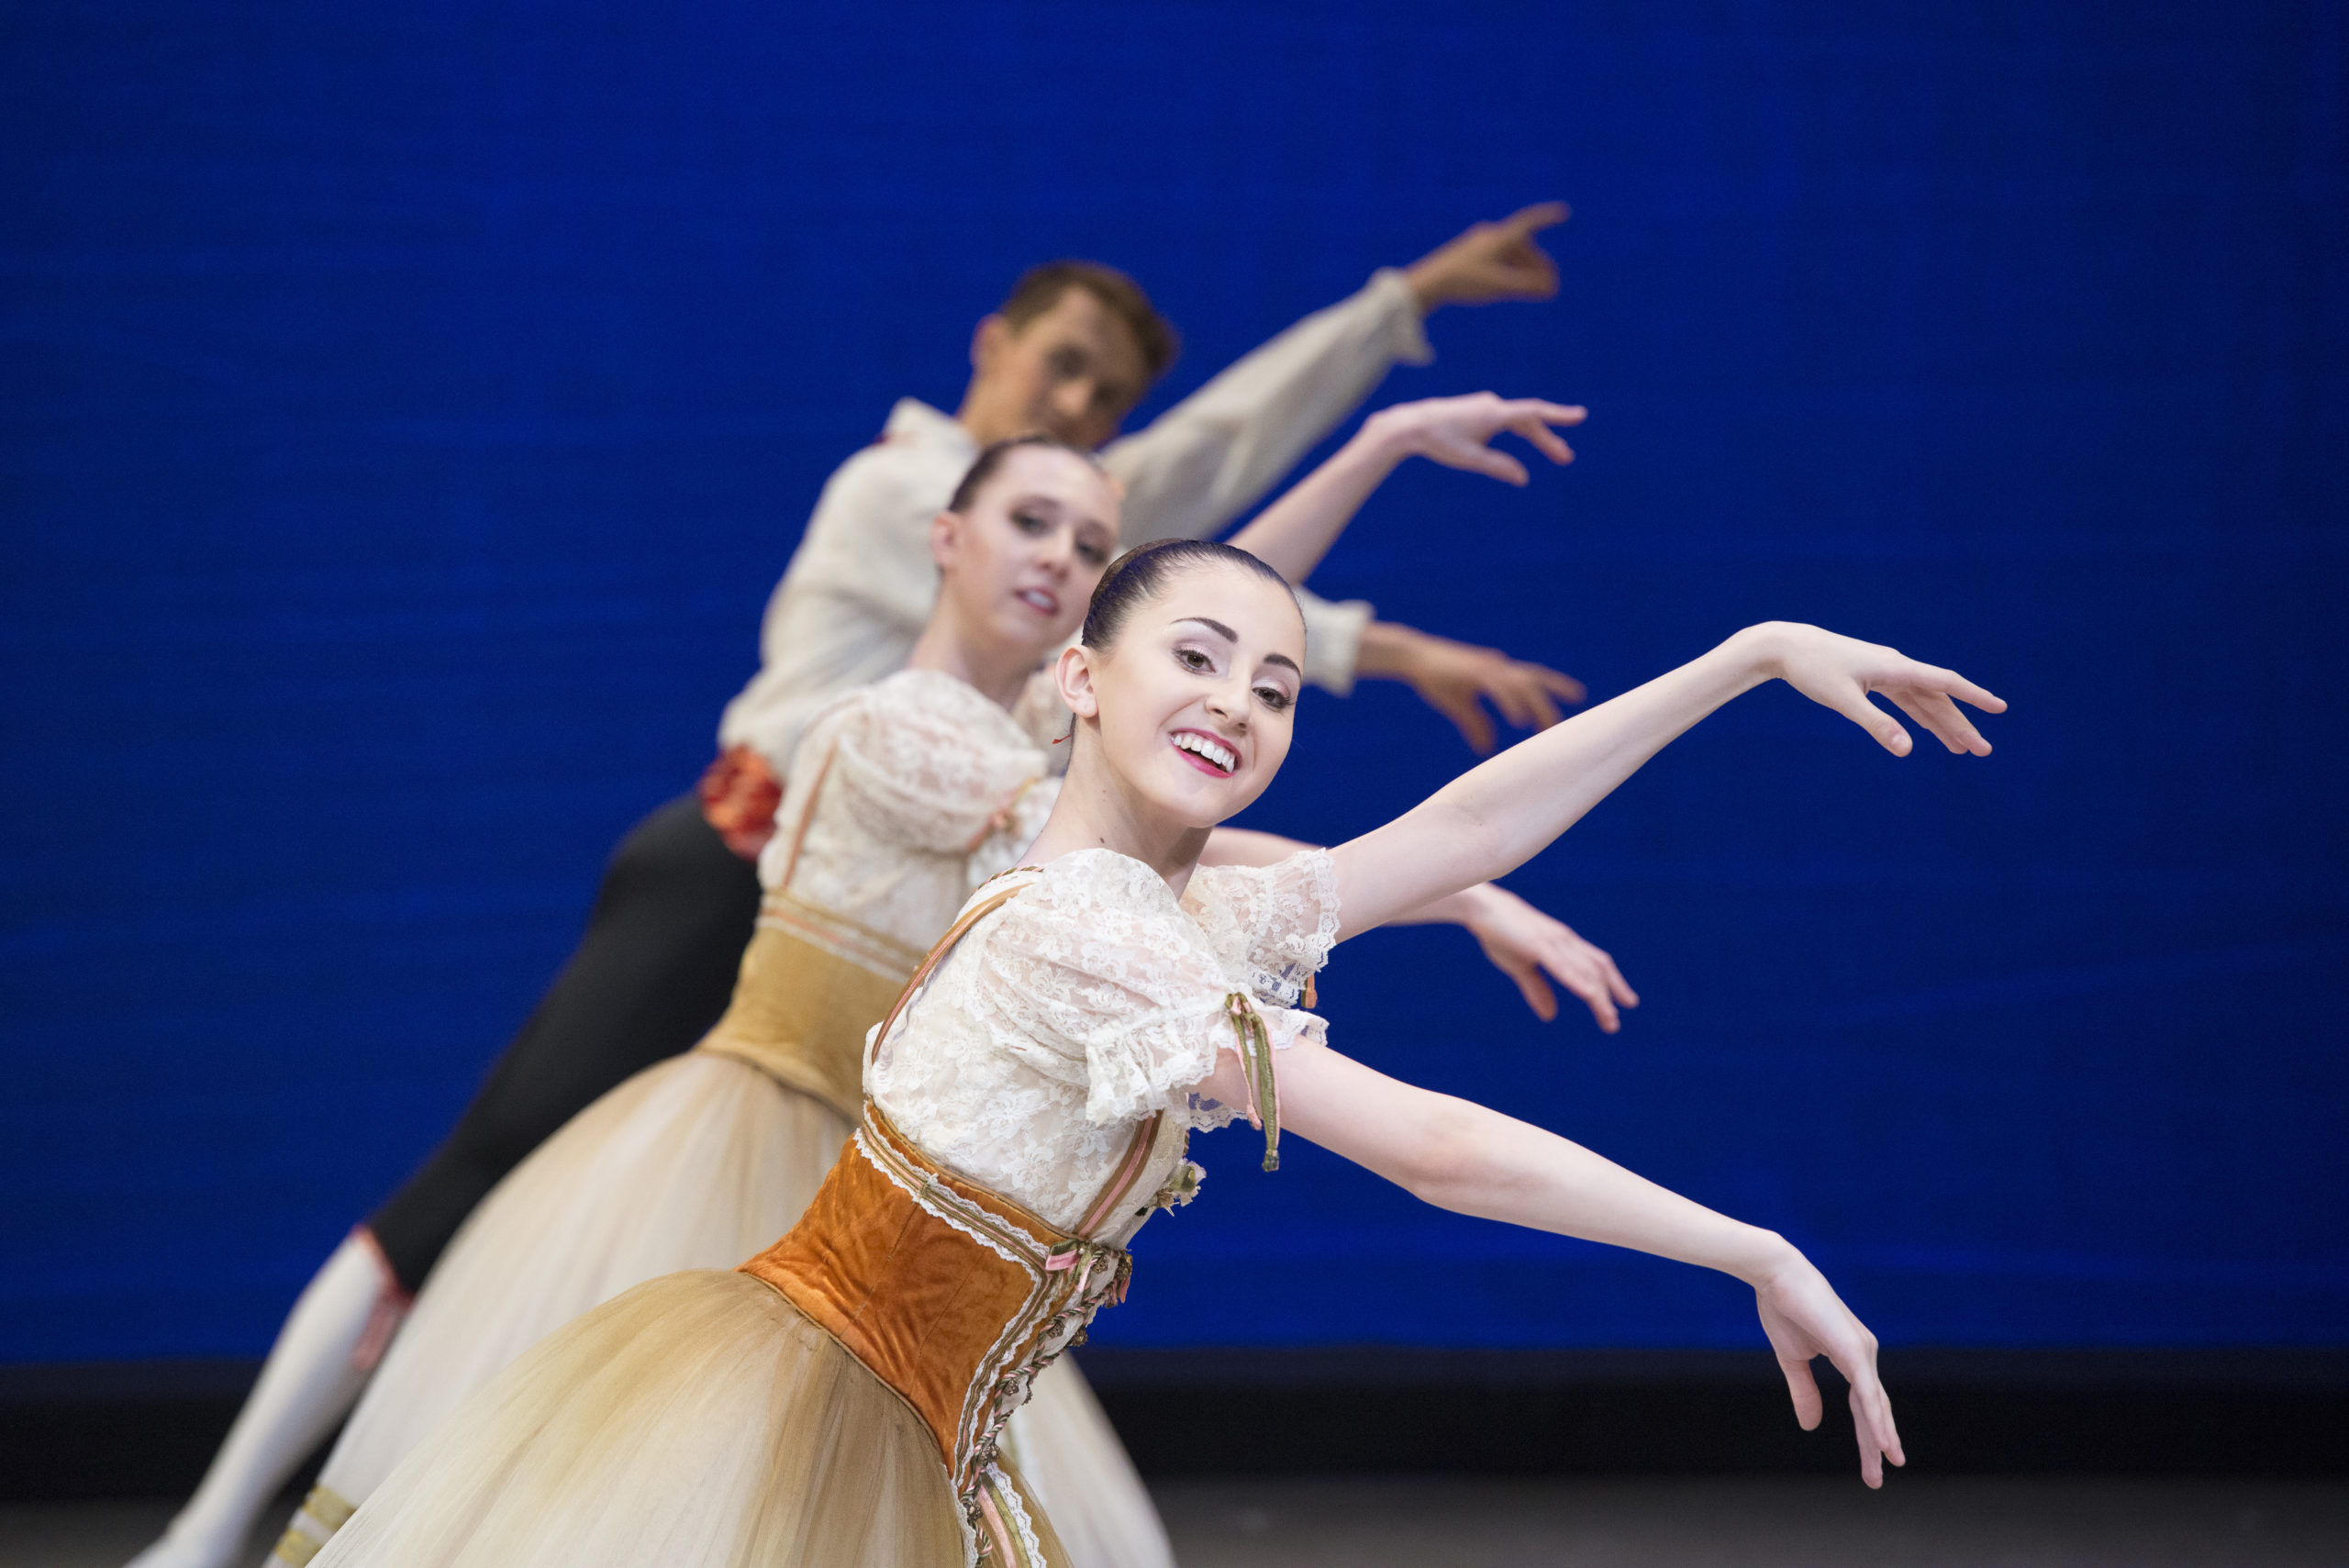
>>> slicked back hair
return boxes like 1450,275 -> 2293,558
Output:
1079,538 -> 1298,653
946,433 -> 1108,517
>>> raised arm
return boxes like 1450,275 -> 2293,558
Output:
1203,828 -> 1637,1029
1221,394 -> 1584,584
1330,623 -> 2005,938
1190,1034 -> 1905,1485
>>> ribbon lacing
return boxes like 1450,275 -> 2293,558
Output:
967,1235 -> 1134,1515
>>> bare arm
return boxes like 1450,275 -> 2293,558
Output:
1330,622 -> 2006,939
1223,395 -> 1582,584
1201,828 -> 1637,1029
1194,1034 -> 1905,1485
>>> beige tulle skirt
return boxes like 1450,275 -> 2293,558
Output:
316,1051 -> 1171,1568
320,1052 -> 848,1503
312,1269 -> 1018,1568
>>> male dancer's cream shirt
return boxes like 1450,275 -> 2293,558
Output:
718,269 -> 1435,776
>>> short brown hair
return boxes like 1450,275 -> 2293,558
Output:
999,261 -> 1180,384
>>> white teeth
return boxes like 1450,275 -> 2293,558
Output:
1174,733 -> 1237,772
1017,590 -> 1054,612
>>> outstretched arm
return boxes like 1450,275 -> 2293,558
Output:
1194,1034 -> 1904,1485
1330,623 -> 2005,939
1203,828 -> 1638,1030
1224,394 -> 1584,584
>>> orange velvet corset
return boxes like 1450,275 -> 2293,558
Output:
740,1103 -> 1184,1560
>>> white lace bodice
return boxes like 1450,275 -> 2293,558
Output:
867,848 -> 1340,1230
754,671 -> 1062,957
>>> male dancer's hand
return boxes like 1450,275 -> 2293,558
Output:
1356,621 -> 1587,755
1404,203 -> 1571,310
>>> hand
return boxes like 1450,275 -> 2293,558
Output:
1461,885 -> 1638,1030
1365,393 -> 1585,486
1403,203 -> 1570,311
1745,623 -> 2006,757
1357,621 -> 1588,755
1752,1251 -> 1906,1486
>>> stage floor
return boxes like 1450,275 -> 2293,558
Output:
5,1477 -> 2343,1567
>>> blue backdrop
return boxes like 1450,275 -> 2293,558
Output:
4,2 -> 2343,1363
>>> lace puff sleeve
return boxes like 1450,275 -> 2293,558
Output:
1180,850 -> 1341,1007
825,673 -> 1050,855
974,852 -> 1327,1130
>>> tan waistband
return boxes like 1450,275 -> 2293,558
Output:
693,917 -> 913,1121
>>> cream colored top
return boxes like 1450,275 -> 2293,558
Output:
758,670 -> 1063,971
718,269 -> 1437,773
867,848 -> 1340,1231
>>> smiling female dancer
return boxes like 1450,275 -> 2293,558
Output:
305,539 -> 1998,1567
273,399 -> 1613,1568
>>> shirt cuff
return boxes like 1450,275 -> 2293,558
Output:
1367,268 -> 1435,368
1297,590 -> 1375,696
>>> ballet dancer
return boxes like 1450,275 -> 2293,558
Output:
270,399 -> 1614,1568
301,538 -> 1999,1567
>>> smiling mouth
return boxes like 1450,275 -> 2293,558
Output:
1171,730 -> 1238,776
1016,587 -> 1060,616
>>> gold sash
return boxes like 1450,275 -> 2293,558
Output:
693,891 -> 920,1121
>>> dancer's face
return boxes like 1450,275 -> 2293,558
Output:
1061,562 -> 1306,829
932,446 -> 1118,660
964,287 -> 1150,450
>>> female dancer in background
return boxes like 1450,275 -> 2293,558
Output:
307,539 -> 1998,1566
273,401 -> 1612,1568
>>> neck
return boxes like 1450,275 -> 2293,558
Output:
904,608 -> 1040,712
1020,725 -> 1213,896
952,385 -> 1013,449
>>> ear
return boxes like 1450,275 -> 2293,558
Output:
970,313 -> 1010,375
929,509 -> 960,573
1053,642 -> 1101,720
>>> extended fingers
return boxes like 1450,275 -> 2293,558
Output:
1887,688 -> 1988,755
1545,950 -> 1620,1032
1431,690 -> 1497,755
1434,430 -> 1531,484
1508,961 -> 1559,1022
1536,665 -> 1588,706
1598,951 -> 1640,1009
1831,690 -> 1913,755
1504,407 -> 1580,464
1777,1352 -> 1824,1431
1485,665 -> 1565,730
1499,201 -> 1571,236
1846,1376 -> 1904,1487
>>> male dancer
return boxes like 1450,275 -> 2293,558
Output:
132,204 -> 1587,1568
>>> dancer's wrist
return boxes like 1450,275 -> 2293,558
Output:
1350,406 -> 1423,470
1722,1227 -> 1804,1288
1722,622 -> 1806,693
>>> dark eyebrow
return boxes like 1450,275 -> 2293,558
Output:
1174,617 -> 1238,642
1174,616 -> 1299,678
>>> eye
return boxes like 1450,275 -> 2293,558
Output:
1174,647 -> 1213,673
1254,684 -> 1292,713
1010,508 -> 1049,535
1047,347 -> 1085,379
1074,539 -> 1108,566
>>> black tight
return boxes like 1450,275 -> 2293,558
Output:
365,793 -> 762,1293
